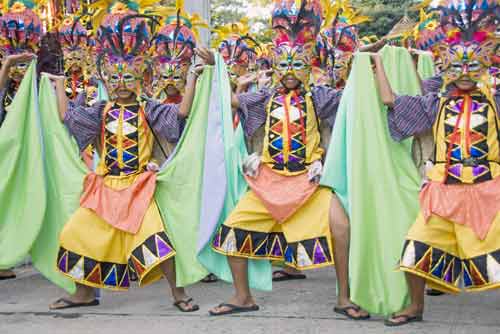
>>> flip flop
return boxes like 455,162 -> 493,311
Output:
209,303 -> 260,316
272,270 -> 307,282
384,313 -> 423,327
426,289 -> 445,296
49,298 -> 99,310
0,273 -> 16,281
334,305 -> 371,320
201,273 -> 218,283
173,298 -> 200,313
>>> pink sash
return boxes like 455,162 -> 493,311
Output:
420,177 -> 500,240
246,164 -> 318,223
80,171 -> 157,234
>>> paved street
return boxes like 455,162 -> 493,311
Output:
1,266 -> 499,334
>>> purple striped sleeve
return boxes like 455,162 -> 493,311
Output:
145,99 -> 184,143
237,89 -> 271,137
422,75 -> 443,95
312,86 -> 342,127
64,100 -> 106,150
388,94 -> 439,142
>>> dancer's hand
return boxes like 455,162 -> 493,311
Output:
236,73 -> 257,92
307,160 -> 323,184
257,69 -> 273,89
42,72 -> 65,82
146,162 -> 160,172
5,52 -> 36,66
195,47 -> 215,66
242,153 -> 261,178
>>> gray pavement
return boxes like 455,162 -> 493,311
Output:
1,266 -> 499,334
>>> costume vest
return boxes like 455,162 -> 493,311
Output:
96,101 -> 154,177
261,89 -> 323,176
428,91 -> 500,184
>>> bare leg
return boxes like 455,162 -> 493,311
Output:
330,194 -> 369,318
209,256 -> 257,314
49,283 -> 96,309
160,258 -> 198,312
386,273 -> 425,325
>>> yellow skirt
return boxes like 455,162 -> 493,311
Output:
399,212 -> 500,294
212,187 -> 334,270
56,175 -> 175,291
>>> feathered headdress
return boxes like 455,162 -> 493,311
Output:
91,1 -> 159,82
58,15 -> 92,53
0,0 -> 43,55
319,0 -> 370,53
271,0 -> 323,48
413,9 -> 447,51
150,0 -> 207,64
435,0 -> 498,68
212,18 -> 260,67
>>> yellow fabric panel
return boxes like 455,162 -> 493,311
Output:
224,187 -> 333,244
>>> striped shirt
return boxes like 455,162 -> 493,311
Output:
389,90 -> 500,142
64,99 -> 184,151
237,86 -> 343,138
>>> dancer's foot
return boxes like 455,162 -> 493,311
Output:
172,288 -> 199,312
201,273 -> 218,283
272,267 -> 307,282
209,295 -> 259,316
384,305 -> 424,327
50,285 -> 97,310
0,269 -> 16,280
334,299 -> 370,320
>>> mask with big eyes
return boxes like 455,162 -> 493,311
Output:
441,42 -> 492,84
153,60 -> 189,97
101,55 -> 147,99
328,50 -> 352,87
8,61 -> 29,82
64,49 -> 86,73
227,61 -> 248,87
272,44 -> 312,87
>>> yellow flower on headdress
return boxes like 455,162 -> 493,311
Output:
111,2 -> 128,14
11,1 -> 27,13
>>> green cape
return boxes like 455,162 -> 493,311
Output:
417,52 -> 436,80
0,62 -> 46,269
321,46 -> 422,316
196,54 -> 272,291
30,76 -> 87,293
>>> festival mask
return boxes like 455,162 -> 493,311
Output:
331,49 -> 352,86
439,37 -> 495,84
101,55 -> 149,99
153,58 -> 190,97
272,43 -> 313,87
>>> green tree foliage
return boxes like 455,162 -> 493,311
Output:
353,0 -> 420,37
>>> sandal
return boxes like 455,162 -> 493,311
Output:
272,270 -> 307,282
384,313 -> 423,327
173,298 -> 199,313
49,298 -> 99,310
334,305 -> 371,320
426,289 -> 445,296
209,303 -> 259,316
0,272 -> 16,280
201,273 -> 218,283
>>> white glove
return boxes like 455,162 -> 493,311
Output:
242,153 -> 261,178
146,162 -> 160,172
307,160 -> 323,183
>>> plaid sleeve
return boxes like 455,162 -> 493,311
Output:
312,86 -> 342,127
64,100 -> 106,150
145,99 -> 185,143
237,89 -> 271,137
387,94 -> 439,142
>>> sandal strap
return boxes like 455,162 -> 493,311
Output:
174,298 -> 194,306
